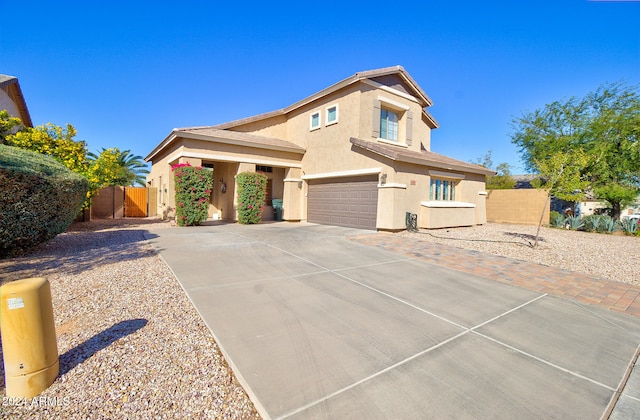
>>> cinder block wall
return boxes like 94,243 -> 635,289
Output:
90,186 -> 125,219
486,189 -> 549,225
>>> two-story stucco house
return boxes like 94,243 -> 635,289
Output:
145,66 -> 494,230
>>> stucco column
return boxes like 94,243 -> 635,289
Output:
283,168 -> 303,221
377,184 -> 407,230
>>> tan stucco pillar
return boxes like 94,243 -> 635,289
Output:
376,185 -> 407,230
476,191 -> 488,224
283,168 -> 303,221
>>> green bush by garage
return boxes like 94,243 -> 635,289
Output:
0,145 -> 88,257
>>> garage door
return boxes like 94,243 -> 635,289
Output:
307,176 -> 378,230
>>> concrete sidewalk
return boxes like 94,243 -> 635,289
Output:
145,222 -> 640,419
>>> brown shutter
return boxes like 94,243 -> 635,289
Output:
406,110 -> 413,146
372,100 -> 381,138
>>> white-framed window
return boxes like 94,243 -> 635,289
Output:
380,108 -> 399,142
374,96 -> 413,146
310,111 -> 321,131
430,178 -> 456,201
325,104 -> 339,126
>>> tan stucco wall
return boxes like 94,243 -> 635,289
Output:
486,189 -> 549,225
358,84 -> 431,154
208,161 -> 237,220
291,85 -> 377,176
227,114 -> 288,139
376,185 -> 408,230
457,174 -> 488,225
181,138 -> 302,168
420,206 -> 476,229
381,163 -> 487,230
0,89 -> 21,119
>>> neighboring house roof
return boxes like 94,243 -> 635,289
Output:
212,65 -> 439,131
350,137 -> 495,176
0,74 -> 33,127
512,174 -> 540,189
145,126 -> 305,161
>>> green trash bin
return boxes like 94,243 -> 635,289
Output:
272,199 -> 283,221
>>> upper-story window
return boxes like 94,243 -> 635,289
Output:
380,108 -> 399,142
310,111 -> 321,131
326,104 -> 338,126
373,96 -> 412,146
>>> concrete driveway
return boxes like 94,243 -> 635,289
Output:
145,222 -> 640,419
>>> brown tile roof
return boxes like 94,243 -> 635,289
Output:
350,138 -> 495,176
145,126 -> 305,161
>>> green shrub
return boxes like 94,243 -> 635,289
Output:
172,163 -> 213,226
236,172 -> 267,224
0,145 -> 88,257
549,211 -> 564,227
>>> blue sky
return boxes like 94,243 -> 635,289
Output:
1,0 -> 639,173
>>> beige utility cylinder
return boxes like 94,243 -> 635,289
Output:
1,277 -> 59,398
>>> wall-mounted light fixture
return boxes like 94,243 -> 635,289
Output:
297,180 -> 303,188
380,173 -> 387,185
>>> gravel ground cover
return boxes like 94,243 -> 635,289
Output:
1,219 -> 638,418
0,219 -> 260,419
400,223 -> 639,286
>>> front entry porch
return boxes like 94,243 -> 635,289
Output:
176,157 -> 303,223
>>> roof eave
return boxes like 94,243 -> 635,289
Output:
145,131 -> 178,162
179,131 -> 305,154
0,76 -> 33,127
145,129 -> 305,162
398,155 -> 495,176
350,138 -> 495,176
422,109 -> 439,129
217,66 -> 436,131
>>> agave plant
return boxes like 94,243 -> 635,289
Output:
566,215 -> 584,230
583,214 -> 605,233
603,216 -> 619,233
552,215 -> 567,228
620,217 -> 639,235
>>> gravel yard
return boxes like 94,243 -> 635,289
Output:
0,219 -> 260,419
400,222 -> 640,286
1,219 -> 638,418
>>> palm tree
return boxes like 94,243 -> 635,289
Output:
88,148 -> 150,186
117,149 -> 149,186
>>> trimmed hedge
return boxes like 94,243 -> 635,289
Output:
172,163 -> 213,226
236,172 -> 267,224
0,145 -> 89,257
